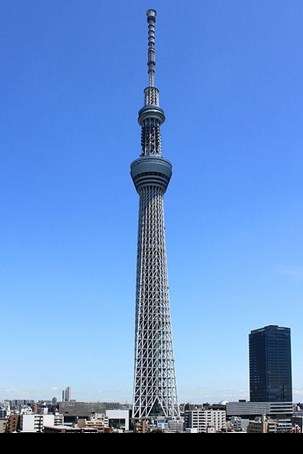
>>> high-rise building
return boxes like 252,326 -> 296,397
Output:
61,386 -> 71,402
65,386 -> 71,402
131,10 -> 179,420
249,325 -> 292,402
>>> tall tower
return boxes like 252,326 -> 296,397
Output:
131,9 -> 179,420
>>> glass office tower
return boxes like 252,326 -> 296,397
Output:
249,325 -> 292,402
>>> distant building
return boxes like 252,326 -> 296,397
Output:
3,400 -> 10,416
0,420 -> 7,433
106,410 -> 130,431
20,413 -> 63,433
227,416 -> 247,432
77,414 -> 109,432
0,407 -> 6,419
292,412 -> 303,432
20,405 -> 33,415
58,401 -> 129,422
65,387 -> 71,402
44,425 -> 111,433
61,386 -> 71,402
226,401 -> 293,418
184,409 -> 226,433
247,416 -> 278,433
21,414 -> 55,432
6,415 -> 19,433
226,401 -> 293,432
54,412 -> 64,426
9,400 -> 34,411
167,419 -> 184,432
249,325 -> 292,402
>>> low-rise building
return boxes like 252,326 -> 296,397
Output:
77,414 -> 109,432
106,409 -> 130,431
247,416 -> 278,433
0,420 -> 7,433
44,425 -> 107,433
21,414 -> 55,432
167,419 -> 184,432
226,401 -> 293,418
6,415 -> 19,433
292,411 -> 303,432
226,401 -> 293,432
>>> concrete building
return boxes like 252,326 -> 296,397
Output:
227,416 -> 249,432
292,412 -> 303,432
77,415 -> 109,432
106,409 -> 130,431
184,409 -> 226,433
9,400 -> 34,409
6,415 -> 19,432
247,416 -> 279,433
58,401 -> 129,422
0,420 -> 7,433
21,414 -> 55,432
227,401 -> 293,433
20,405 -> 33,415
167,419 -> 184,432
44,425 -> 111,433
3,401 -> 10,417
226,401 -> 293,418
54,412 -> 64,426
20,413 -> 63,432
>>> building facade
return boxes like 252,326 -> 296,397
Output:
247,416 -> 278,433
0,420 -> 7,433
226,401 -> 293,418
184,409 -> 226,433
6,415 -> 19,433
21,414 -> 55,432
131,9 -> 178,420
106,410 -> 130,431
249,325 -> 292,402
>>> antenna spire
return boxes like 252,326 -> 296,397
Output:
146,9 -> 157,87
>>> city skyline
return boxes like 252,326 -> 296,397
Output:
1,0 -> 303,403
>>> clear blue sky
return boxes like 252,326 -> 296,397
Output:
1,0 -> 303,404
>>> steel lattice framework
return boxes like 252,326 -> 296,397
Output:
130,9 -> 179,420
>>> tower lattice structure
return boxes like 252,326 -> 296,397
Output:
131,9 -> 179,420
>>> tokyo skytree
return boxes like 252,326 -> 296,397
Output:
131,9 -> 179,420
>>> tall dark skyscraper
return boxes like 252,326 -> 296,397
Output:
130,10 -> 179,420
249,325 -> 292,402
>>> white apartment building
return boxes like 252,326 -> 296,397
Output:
105,410 -> 130,431
21,413 -> 64,432
54,412 -> 64,426
184,409 -> 226,433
